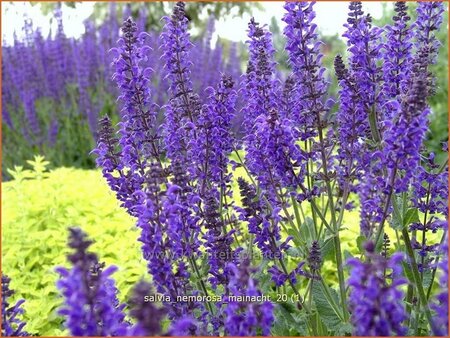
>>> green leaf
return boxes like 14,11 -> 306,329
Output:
321,236 -> 335,262
403,208 -> 420,227
336,322 -> 353,335
312,282 -> 343,332
287,228 -> 304,248
286,246 -> 302,258
299,217 -> 316,243
402,261 -> 414,284
272,303 -> 307,336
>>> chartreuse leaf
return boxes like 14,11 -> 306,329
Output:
2,167 -> 140,335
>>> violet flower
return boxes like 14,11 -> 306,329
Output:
164,161 -> 202,259
127,280 -> 167,336
252,109 -> 307,191
93,115 -> 139,215
110,17 -> 162,170
1,62 -> 13,129
244,17 -> 306,197
334,54 -> 368,188
168,316 -> 199,336
307,240 -> 322,277
224,259 -> 274,336
74,42 -> 96,137
382,2 -> 413,100
133,162 -> 199,321
283,1 -> 328,140
415,2 -> 445,65
194,74 -> 237,190
241,17 -> 278,134
55,227 -> 129,336
410,152 -> 448,272
382,60 -> 430,194
1,275 -> 29,336
202,188 -> 236,289
282,1 -> 334,202
343,2 -> 383,115
161,2 -> 202,176
347,242 -> 408,336
237,178 -> 281,260
160,2 -> 196,113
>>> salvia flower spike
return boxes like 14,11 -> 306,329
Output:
1,275 -> 29,337
55,227 -> 129,336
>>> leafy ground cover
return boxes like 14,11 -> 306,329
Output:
2,158 -> 142,335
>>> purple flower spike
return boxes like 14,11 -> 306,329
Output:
93,115 -> 139,215
202,189 -> 236,289
224,259 -> 274,336
343,2 -> 383,113
415,2 -> 445,65
1,275 -> 29,336
382,2 -> 413,100
241,17 -> 278,135
161,2 -> 196,118
127,280 -> 167,336
55,227 -> 129,336
111,17 -> 161,166
382,62 -> 431,193
334,54 -> 368,187
347,242 -> 408,336
283,1 -> 328,139
161,2 -> 202,175
195,74 -> 237,190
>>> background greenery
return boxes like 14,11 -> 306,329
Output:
2,157 -> 141,335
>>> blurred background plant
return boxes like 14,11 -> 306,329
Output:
2,2 -> 249,179
373,3 -> 449,161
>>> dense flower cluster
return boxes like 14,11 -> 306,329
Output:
283,1 -> 329,142
410,151 -> 448,272
55,228 -> 129,336
224,260 -> 274,336
432,238 -> 448,336
2,3 -> 238,177
382,2 -> 413,99
347,242 -> 408,336
127,281 -> 167,336
85,1 -> 447,337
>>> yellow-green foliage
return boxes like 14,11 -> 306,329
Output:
2,157 -> 143,336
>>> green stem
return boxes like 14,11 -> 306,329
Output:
426,231 -> 447,299
291,195 -> 305,235
333,233 -> 349,321
368,108 -> 382,144
401,228 -> 439,335
188,257 -> 214,314
315,114 -> 348,321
